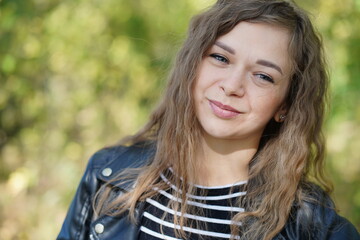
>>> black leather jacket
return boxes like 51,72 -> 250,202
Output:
57,144 -> 360,240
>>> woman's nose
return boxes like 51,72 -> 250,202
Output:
219,70 -> 246,97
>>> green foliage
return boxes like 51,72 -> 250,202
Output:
0,0 -> 359,238
315,0 -> 360,227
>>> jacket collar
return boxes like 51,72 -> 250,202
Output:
96,142 -> 156,191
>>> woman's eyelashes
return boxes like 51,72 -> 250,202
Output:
255,73 -> 274,83
209,53 -> 229,64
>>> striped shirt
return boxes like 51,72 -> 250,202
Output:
138,169 -> 247,240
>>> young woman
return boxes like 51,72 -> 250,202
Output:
58,0 -> 360,239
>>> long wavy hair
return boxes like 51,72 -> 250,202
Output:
95,0 -> 332,239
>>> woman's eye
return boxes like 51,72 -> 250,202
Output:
255,73 -> 274,83
209,53 -> 228,64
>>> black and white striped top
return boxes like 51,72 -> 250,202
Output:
138,168 -> 247,240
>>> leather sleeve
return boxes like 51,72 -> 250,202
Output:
57,149 -> 114,240
312,191 -> 360,240
278,184 -> 360,240
326,213 -> 360,240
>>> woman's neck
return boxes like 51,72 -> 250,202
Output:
194,133 -> 259,187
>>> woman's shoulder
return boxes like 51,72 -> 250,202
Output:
280,182 -> 360,239
83,141 -> 156,190
87,141 -> 156,171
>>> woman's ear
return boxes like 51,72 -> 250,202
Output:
274,104 -> 287,123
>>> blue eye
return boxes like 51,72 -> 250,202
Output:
256,73 -> 274,83
209,53 -> 228,63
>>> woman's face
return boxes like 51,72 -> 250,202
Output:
193,21 -> 291,147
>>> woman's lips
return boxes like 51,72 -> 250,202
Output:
208,100 -> 241,119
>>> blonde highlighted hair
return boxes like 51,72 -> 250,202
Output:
95,0 -> 331,239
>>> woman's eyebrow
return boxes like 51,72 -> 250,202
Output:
256,59 -> 283,75
214,41 -> 283,75
214,41 -> 235,55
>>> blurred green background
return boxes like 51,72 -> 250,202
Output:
0,0 -> 359,238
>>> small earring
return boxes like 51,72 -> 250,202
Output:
279,114 -> 286,121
